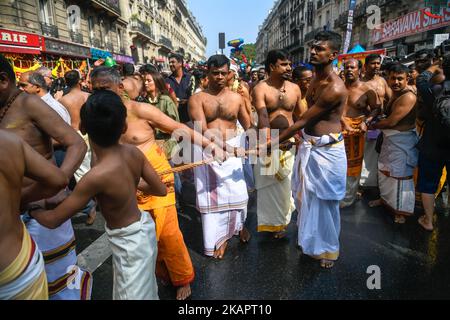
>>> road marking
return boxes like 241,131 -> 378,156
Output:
77,233 -> 112,274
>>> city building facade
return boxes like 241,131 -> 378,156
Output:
0,0 -> 206,69
256,0 -> 450,64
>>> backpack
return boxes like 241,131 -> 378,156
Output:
433,81 -> 450,140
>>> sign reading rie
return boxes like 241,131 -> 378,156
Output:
0,29 -> 41,47
371,7 -> 450,44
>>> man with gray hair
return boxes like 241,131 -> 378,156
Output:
19,72 -> 71,124
36,66 -> 64,100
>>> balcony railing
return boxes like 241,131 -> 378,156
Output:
159,35 -> 173,51
105,43 -> 114,52
41,22 -> 59,38
130,18 -> 155,41
70,31 -> 84,44
334,11 -> 349,29
92,0 -> 121,15
304,28 -> 323,43
317,0 -> 323,9
90,37 -> 101,48
287,40 -> 304,51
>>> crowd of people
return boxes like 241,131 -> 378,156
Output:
1,30 -> 449,301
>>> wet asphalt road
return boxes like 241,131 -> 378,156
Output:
73,187 -> 450,300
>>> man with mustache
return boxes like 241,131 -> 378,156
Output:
252,49 -> 304,239
369,63 -> 418,224
272,31 -> 348,268
361,54 -> 393,189
189,55 -> 252,260
341,59 -> 380,208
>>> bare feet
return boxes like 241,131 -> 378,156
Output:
176,284 -> 192,300
418,215 -> 434,231
320,259 -> 335,269
369,199 -> 382,208
394,214 -> 406,224
213,241 -> 228,259
239,227 -> 251,243
273,230 -> 287,239
86,207 -> 97,225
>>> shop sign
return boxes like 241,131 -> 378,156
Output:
113,53 -> 134,64
43,38 -> 91,58
0,29 -> 42,54
372,8 -> 450,45
91,48 -> 112,60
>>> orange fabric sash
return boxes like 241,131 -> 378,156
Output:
137,143 -> 176,211
344,116 -> 366,177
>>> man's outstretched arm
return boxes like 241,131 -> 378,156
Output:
277,86 -> 347,143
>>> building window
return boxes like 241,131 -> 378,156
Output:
99,20 -> 105,47
117,28 -> 123,51
104,22 -> 110,46
88,16 -> 95,43
39,0 -> 53,25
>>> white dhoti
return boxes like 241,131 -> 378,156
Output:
74,131 -> 91,183
194,135 -> 249,256
294,131 -> 347,261
0,223 -> 47,300
378,129 -> 419,216
254,146 -> 295,233
106,211 -> 159,300
25,218 -> 92,300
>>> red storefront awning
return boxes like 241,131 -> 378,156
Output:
0,29 -> 42,55
0,44 -> 41,55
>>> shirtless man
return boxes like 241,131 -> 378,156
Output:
368,63 -> 418,224
189,54 -> 252,259
276,31 -> 348,268
360,54 -> 393,189
30,90 -> 167,300
341,59 -> 380,208
59,70 -> 97,225
0,130 -> 68,300
122,63 -> 144,101
252,49 -> 303,239
89,66 -> 219,300
59,70 -> 90,130
0,54 -> 88,299
363,54 -> 392,106
292,66 -> 313,118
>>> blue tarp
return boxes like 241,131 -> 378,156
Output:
348,44 -> 366,54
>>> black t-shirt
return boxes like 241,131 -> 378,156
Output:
165,71 -> 192,123
416,71 -> 450,161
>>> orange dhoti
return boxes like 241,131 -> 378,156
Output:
137,143 -> 194,287
341,116 -> 366,208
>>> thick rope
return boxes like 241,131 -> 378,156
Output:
157,141 -> 296,176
